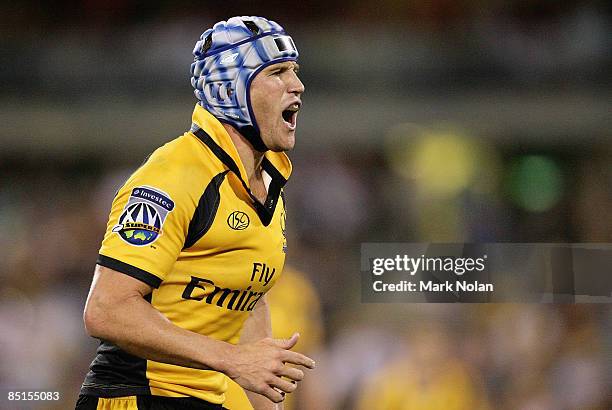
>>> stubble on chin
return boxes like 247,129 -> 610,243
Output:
276,133 -> 296,152
262,126 -> 296,152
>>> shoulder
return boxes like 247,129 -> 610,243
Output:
135,133 -> 223,185
147,133 -> 220,175
115,133 -> 226,212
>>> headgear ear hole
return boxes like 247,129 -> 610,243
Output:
201,34 -> 212,54
243,20 -> 260,35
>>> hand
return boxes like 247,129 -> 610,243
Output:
224,333 -> 315,403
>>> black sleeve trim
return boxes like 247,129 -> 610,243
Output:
97,254 -> 162,288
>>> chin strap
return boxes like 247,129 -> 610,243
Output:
239,125 -> 268,152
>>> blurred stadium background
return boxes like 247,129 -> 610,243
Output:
1,1 -> 610,409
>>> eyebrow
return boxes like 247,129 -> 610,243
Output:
269,62 -> 300,73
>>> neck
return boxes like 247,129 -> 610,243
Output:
222,124 -> 265,181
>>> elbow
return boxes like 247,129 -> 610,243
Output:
83,298 -> 109,339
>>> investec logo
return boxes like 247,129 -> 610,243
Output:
113,186 -> 174,246
182,276 -> 264,312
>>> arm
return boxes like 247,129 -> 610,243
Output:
83,265 -> 314,403
239,295 -> 305,410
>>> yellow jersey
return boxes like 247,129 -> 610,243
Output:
81,104 -> 291,405
223,266 -> 324,410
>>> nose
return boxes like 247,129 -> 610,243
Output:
288,71 -> 305,96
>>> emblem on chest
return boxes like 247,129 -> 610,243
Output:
227,210 -> 250,230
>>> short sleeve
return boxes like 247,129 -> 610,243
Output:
97,147 -> 199,288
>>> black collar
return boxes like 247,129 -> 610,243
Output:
192,126 -> 287,226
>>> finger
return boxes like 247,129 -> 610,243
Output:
276,365 -> 304,382
272,332 -> 300,350
261,386 -> 285,403
269,376 -> 297,394
273,387 -> 286,401
280,350 -> 316,369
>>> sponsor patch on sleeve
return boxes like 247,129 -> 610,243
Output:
112,186 -> 175,246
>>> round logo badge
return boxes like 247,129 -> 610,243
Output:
112,202 -> 162,246
227,211 -> 250,230
280,210 -> 286,232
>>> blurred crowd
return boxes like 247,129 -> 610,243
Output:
1,1 -> 611,409
2,1 -> 611,99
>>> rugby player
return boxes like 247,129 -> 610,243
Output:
76,16 -> 314,410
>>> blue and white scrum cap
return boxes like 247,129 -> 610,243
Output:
190,16 -> 299,152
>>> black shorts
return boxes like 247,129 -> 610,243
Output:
75,394 -> 226,410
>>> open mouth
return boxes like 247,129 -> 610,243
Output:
282,103 -> 300,130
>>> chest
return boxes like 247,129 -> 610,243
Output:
173,173 -> 287,292
249,175 -> 268,205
